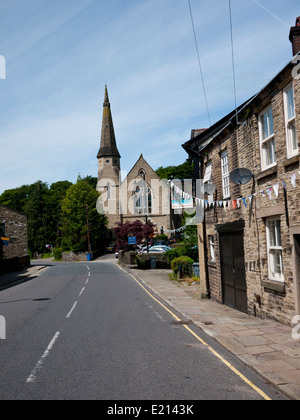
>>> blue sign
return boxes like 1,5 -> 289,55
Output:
0,237 -> 9,246
128,236 -> 137,245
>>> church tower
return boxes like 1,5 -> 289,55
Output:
97,86 -> 121,230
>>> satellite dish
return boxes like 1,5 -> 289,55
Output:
203,182 -> 216,195
230,168 -> 254,185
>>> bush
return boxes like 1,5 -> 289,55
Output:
165,247 -> 184,263
135,255 -> 148,270
53,247 -> 63,261
171,256 -> 194,278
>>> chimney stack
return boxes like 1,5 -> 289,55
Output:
289,17 -> 300,56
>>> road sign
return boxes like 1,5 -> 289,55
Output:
128,236 -> 137,245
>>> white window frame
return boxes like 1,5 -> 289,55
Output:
203,161 -> 212,183
209,235 -> 215,262
221,151 -> 230,199
284,83 -> 298,158
266,218 -> 284,282
259,106 -> 276,171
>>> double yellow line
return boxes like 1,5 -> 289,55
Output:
118,265 -> 271,401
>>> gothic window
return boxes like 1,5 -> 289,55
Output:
134,183 -> 152,215
106,183 -> 111,200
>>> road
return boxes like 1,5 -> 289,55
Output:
0,259 -> 288,400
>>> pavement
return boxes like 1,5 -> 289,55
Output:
128,267 -> 300,401
0,263 -> 49,291
1,255 -> 300,400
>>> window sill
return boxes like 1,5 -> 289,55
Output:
256,165 -> 277,182
208,261 -> 216,268
262,279 -> 285,293
283,154 -> 299,168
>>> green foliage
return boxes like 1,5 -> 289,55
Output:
60,180 -> 107,252
154,234 -> 168,242
24,181 -> 52,253
135,255 -> 148,270
53,247 -> 63,261
171,256 -> 194,277
165,247 -> 184,262
155,161 -> 194,181
0,175 -> 107,255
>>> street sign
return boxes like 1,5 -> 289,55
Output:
0,237 -> 9,246
128,236 -> 137,245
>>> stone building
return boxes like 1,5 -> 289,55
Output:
97,86 -> 174,237
0,206 -> 30,273
183,19 -> 300,325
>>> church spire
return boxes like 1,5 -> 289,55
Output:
97,85 -> 121,159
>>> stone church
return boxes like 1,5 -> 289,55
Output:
96,86 -> 175,236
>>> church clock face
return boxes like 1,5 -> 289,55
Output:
106,159 -> 110,164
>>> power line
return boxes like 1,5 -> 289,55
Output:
228,0 -> 245,125
228,0 -> 238,118
188,0 -> 211,127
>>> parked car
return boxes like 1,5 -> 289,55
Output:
143,245 -> 172,253
106,243 -> 116,253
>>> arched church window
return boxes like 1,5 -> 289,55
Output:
106,183 -> 111,200
134,182 -> 152,215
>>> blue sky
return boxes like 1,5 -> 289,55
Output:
0,0 -> 299,193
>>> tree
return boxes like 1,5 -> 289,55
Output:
48,181 -> 73,245
60,180 -> 107,251
155,161 -> 194,181
24,181 -> 52,253
0,184 -> 33,213
114,220 -> 154,251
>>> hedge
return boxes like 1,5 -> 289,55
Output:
171,256 -> 194,277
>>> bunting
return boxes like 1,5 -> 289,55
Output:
168,171 -> 300,214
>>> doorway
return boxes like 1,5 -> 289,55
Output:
219,230 -> 247,313
293,234 -> 300,315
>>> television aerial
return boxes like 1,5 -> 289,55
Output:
230,168 -> 254,185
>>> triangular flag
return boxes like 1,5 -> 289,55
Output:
260,191 -> 266,197
273,184 -> 279,197
242,197 -> 247,208
232,200 -> 237,210
291,173 -> 297,188
248,195 -> 253,205
282,180 -> 287,189
267,188 -> 272,200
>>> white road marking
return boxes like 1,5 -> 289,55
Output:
66,301 -> 78,318
26,331 -> 60,383
79,287 -> 85,297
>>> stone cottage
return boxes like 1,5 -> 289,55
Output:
0,206 -> 30,273
182,19 -> 300,325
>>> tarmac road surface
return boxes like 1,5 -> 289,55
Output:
0,261 -> 289,400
